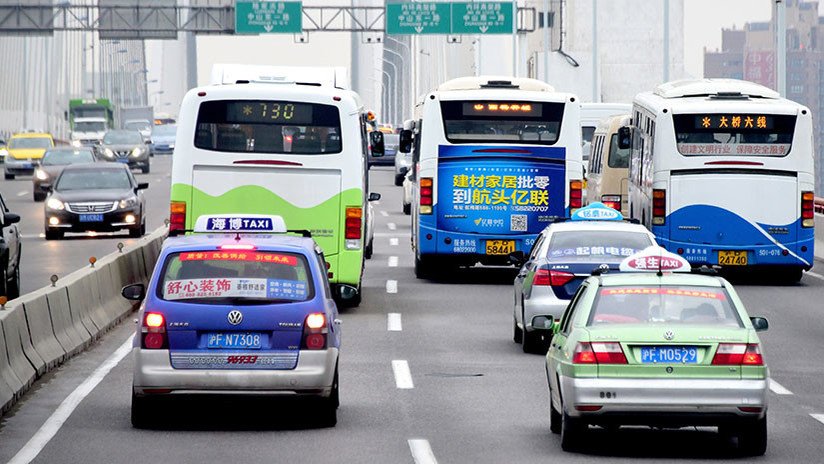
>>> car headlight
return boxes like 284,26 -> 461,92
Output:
131,147 -> 144,157
35,169 -> 48,180
71,140 -> 81,147
46,198 -> 65,210
103,148 -> 114,157
119,196 -> 138,209
0,149 -> 8,157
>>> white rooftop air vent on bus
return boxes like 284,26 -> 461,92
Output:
654,79 -> 779,100
437,76 -> 555,92
210,64 -> 350,90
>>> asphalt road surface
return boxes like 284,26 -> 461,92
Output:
1,165 -> 823,463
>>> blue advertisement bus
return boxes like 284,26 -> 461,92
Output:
405,77 -> 583,278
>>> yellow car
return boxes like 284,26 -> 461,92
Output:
4,132 -> 54,180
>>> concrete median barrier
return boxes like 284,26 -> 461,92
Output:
62,271 -> 98,340
0,301 -> 46,377
46,287 -> 88,356
21,292 -> 66,369
0,322 -> 22,413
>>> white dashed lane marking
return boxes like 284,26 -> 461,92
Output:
811,414 -> 824,426
769,379 -> 792,395
387,222 -> 397,230
390,238 -> 399,246
388,256 -> 398,267
16,190 -> 26,197
386,280 -> 398,294
380,210 -> 389,217
392,360 -> 414,389
387,313 -> 402,331
408,439 -> 438,464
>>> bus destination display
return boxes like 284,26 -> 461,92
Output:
225,101 -> 314,125
693,114 -> 774,130
463,102 -> 542,117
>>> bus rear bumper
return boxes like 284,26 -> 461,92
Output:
417,225 -> 539,266
657,237 -> 814,270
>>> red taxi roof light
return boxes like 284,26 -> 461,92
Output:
219,244 -> 257,251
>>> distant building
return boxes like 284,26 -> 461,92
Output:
703,0 -> 824,193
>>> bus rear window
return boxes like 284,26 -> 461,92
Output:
441,101 -> 565,145
673,113 -> 796,157
158,251 -> 314,304
194,100 -> 342,155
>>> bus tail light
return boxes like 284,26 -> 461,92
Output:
802,191 -> 815,227
652,189 -> 666,225
169,201 -> 186,233
712,343 -> 763,366
420,177 -> 433,214
601,194 -> 621,212
345,207 -> 362,249
141,312 -> 167,350
302,312 -> 328,350
533,268 -> 575,287
570,180 -> 583,210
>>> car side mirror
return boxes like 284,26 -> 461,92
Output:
368,192 -> 381,202
369,132 -> 385,157
750,316 -> 769,332
508,250 -> 527,267
617,126 -> 632,150
121,283 -> 145,301
136,182 -> 149,191
3,213 -> 20,227
399,129 -> 413,153
39,183 -> 53,192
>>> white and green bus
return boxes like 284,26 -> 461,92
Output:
169,66 -> 382,306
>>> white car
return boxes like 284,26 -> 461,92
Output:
512,203 -> 657,353
402,169 -> 414,215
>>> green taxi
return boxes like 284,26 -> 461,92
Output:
545,246 -> 769,456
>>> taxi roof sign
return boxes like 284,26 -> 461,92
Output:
193,215 -> 287,234
571,202 -> 624,221
619,246 -> 691,273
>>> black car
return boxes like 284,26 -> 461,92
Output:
0,192 -> 21,299
368,133 -> 398,167
42,163 -> 148,240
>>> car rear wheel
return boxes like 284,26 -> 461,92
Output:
736,416 -> 767,456
549,393 -> 561,434
513,317 -> 523,343
316,368 -> 339,427
522,329 -> 547,354
402,202 -> 411,215
560,407 -> 586,451
6,264 -> 20,300
141,164 -> 150,174
33,191 -> 45,202
394,174 -> 404,186
131,392 -> 157,429
4,173 -> 14,180
364,238 -> 373,259
44,230 -> 63,240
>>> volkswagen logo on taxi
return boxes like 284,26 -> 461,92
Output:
599,263 -> 610,270
664,330 -> 674,340
227,310 -> 243,325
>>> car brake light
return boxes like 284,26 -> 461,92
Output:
141,312 -> 167,350
219,244 -> 256,250
652,189 -> 666,225
712,343 -> 763,366
170,201 -> 186,232
533,269 -> 575,287
573,341 -> 627,364
420,177 -> 433,214
302,312 -> 328,350
570,180 -> 583,209
572,342 -> 597,364
601,194 -> 621,212
802,191 -> 815,227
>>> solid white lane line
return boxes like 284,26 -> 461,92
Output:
769,379 -> 793,395
380,210 -> 389,217
811,414 -> 824,425
807,271 -> 824,281
408,439 -> 438,464
16,191 -> 26,197
386,279 -> 398,294
392,360 -> 414,389
8,336 -> 133,464
387,222 -> 397,230
388,256 -> 398,267
390,237 -> 399,246
387,313 -> 402,331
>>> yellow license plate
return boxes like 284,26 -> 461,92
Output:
486,240 -> 516,255
718,250 -> 748,266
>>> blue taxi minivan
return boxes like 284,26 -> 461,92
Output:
124,215 -> 341,428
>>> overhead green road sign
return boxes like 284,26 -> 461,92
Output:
451,2 -> 514,34
386,2 -> 451,35
235,0 -> 303,34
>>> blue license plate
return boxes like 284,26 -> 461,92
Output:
640,346 -> 699,364
20,163 -> 32,169
116,158 -> 129,163
78,214 -> 104,222
206,332 -> 262,349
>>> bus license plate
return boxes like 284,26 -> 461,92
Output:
486,240 -> 515,255
718,250 -> 747,266
78,214 -> 103,222
640,346 -> 698,364
206,333 -> 262,349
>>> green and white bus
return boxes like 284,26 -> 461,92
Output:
169,66 -> 381,306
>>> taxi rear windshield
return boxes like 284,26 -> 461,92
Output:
588,286 -> 742,327
441,101 -> 565,145
547,231 -> 653,262
673,113 -> 796,157
194,100 -> 342,155
158,251 -> 314,305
